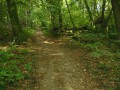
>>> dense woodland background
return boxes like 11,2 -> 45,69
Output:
0,0 -> 120,90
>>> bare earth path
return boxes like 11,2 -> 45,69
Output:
31,31 -> 103,90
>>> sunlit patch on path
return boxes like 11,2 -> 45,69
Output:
31,31 -> 103,90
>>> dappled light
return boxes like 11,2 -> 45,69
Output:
50,53 -> 64,56
43,41 -> 54,44
0,0 -> 120,89
0,46 -> 8,51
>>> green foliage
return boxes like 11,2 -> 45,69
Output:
90,51 -> 101,58
74,32 -> 120,89
0,29 -> 9,38
43,29 -> 61,37
64,39 -> 84,50
72,32 -> 115,58
73,32 -> 106,43
89,49 -> 113,59
16,27 -> 35,43
98,62 -> 109,71
43,30 -> 54,37
19,49 -> 29,55
114,53 -> 120,59
0,0 -> 120,89
0,46 -> 32,88
24,62 -> 32,72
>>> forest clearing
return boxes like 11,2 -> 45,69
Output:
0,0 -> 120,90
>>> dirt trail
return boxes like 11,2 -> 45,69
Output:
32,31 -> 103,90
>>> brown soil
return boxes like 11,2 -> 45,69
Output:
31,31 -> 104,90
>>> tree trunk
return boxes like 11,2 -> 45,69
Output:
65,0 -> 75,31
93,0 -> 98,16
46,0 -> 62,36
6,0 -> 23,42
83,0 -> 93,21
101,0 -> 106,33
111,0 -> 120,38
58,1 -> 63,32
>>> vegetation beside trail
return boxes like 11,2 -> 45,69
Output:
70,32 -> 120,89
0,45 -> 35,90
0,0 -> 120,89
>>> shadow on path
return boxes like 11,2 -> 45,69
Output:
31,31 -> 103,90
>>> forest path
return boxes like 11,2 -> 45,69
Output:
31,31 -> 103,90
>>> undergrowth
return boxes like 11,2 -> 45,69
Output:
0,27 -> 35,44
71,31 -> 120,90
0,45 -> 32,90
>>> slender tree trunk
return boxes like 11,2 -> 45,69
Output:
111,0 -> 120,38
65,0 -> 75,31
105,9 -> 112,23
40,0 -> 47,29
51,11 -> 58,36
6,0 -> 23,42
101,0 -> 106,32
58,1 -> 63,32
78,0 -> 85,17
46,0 -> 62,36
83,0 -> 93,21
93,0 -> 97,16
93,0 -> 99,17
103,9 -> 112,33
0,1 -> 3,25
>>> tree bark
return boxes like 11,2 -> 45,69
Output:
65,0 -> 75,31
83,0 -> 93,21
58,0 -> 63,32
46,0 -> 62,36
111,0 -> 120,38
6,0 -> 23,42
101,0 -> 106,32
